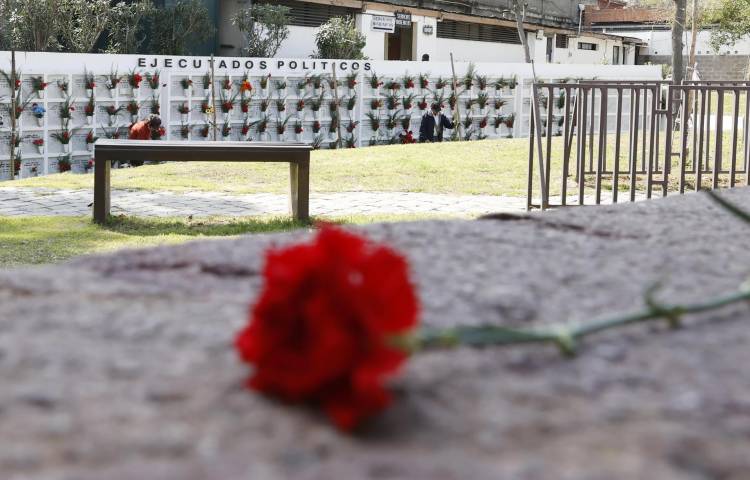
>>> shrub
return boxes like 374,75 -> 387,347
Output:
232,4 -> 290,57
313,16 -> 366,59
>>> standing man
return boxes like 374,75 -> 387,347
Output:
419,103 -> 454,143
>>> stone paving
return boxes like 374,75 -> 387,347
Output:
0,187 -> 529,217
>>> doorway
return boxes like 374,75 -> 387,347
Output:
386,23 -> 414,60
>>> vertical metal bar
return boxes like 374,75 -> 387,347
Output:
588,88 -> 596,173
646,87 -> 658,199
662,85 -> 674,197
579,87 -> 588,205
544,85 -> 553,204
679,87 -> 690,194
596,86 -> 607,204
714,89 -> 724,189
630,88 -> 640,202
730,89 -> 740,187
697,89 -> 706,191
641,88 -> 648,172
527,100 -> 535,211
691,87 -> 698,175
561,86 -> 572,206
613,88 -> 623,204
706,89 -> 712,174
743,89 -> 750,183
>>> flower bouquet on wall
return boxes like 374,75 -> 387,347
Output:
328,97 -> 340,118
276,115 -> 291,141
370,98 -> 383,112
33,138 -> 44,155
345,71 -> 358,95
402,74 -> 415,94
57,155 -> 71,172
345,134 -> 356,148
57,79 -> 69,95
294,121 -> 304,142
402,93 -> 415,116
127,69 -> 143,97
417,96 -> 428,113
474,73 -> 488,93
31,103 -> 45,127
199,97 -> 212,123
501,113 -> 515,137
180,122 -> 191,140
365,111 -> 380,135
241,119 -> 257,141
494,98 -> 507,112
312,120 -> 322,136
181,77 -> 193,98
328,112 -> 339,141
260,74 -> 271,97
240,96 -> 253,120
86,130 -> 98,152
385,93 -> 400,114
84,95 -> 96,125
345,119 -> 359,134
150,95 -> 160,116
275,79 -> 287,96
201,71 -> 212,96
479,115 -> 489,134
385,111 -> 400,137
275,97 -> 288,117
257,115 -> 269,141
177,103 -> 190,123
385,79 -> 401,93
418,73 -> 429,93
52,130 -> 72,154
106,68 -> 121,97
221,122 -> 232,141
462,63 -> 476,94
476,92 -> 489,115
31,76 -> 47,99
151,125 -> 166,140
84,69 -> 96,97
145,70 -> 161,92
368,72 -> 383,96
310,74 -> 324,96
345,94 -> 357,114
493,115 -> 503,134
295,98 -> 307,120
219,75 -> 231,96
400,115 -> 411,132
126,100 -> 140,124
307,92 -> 324,121
219,90 -> 238,123
435,76 -> 448,92
59,97 -> 75,124
199,123 -> 210,139
240,73 -> 253,98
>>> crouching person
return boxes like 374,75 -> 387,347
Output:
127,114 -> 163,166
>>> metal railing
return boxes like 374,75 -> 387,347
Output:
527,80 -> 750,210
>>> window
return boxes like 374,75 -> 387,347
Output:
613,46 -> 621,64
257,0 -> 355,28
578,42 -> 598,51
437,20 -> 521,44
555,34 -> 569,48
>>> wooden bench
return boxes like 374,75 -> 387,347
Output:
92,140 -> 312,224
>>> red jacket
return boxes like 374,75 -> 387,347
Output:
129,120 -> 151,140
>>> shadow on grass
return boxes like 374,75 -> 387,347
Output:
101,215 -> 313,237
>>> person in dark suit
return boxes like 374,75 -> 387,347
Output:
419,103 -> 454,143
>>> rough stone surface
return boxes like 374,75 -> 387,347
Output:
3,189 -> 750,479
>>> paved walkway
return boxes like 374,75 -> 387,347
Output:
0,187 -> 529,217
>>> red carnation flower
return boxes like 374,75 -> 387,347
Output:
235,226 -> 419,431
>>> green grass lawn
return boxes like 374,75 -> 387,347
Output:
0,213 -> 464,268
9,139 -> 536,196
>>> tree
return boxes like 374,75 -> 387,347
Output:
707,0 -> 750,77
58,0 -> 112,53
106,0 -> 155,54
232,3 -> 290,57
1,0 -> 60,51
313,16 -> 366,59
148,0 -> 214,55
672,0 -> 687,85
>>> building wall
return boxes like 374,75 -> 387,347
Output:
644,55 -> 750,81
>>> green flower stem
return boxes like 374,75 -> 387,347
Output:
409,284 -> 750,356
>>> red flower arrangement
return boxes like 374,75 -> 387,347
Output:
32,138 -> 44,147
294,123 -> 304,134
241,123 -> 251,136
370,99 -> 383,110
240,80 -> 252,94
235,226 -> 418,431
84,103 -> 95,117
312,120 -> 321,133
177,103 -> 190,115
86,131 -> 97,144
479,116 -> 488,129
221,101 -> 234,113
151,126 -> 166,140
346,120 -> 359,133
200,125 -> 210,138
14,79 -> 21,90
418,98 -> 428,111
296,99 -> 306,112
128,71 -> 143,88
240,97 -> 251,113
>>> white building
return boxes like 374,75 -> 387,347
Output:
215,0 -> 641,65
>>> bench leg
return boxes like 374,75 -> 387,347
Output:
93,159 -> 111,224
289,159 -> 309,222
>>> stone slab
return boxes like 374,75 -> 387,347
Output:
2,189 -> 750,479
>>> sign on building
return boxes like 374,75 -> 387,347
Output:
395,11 -> 412,28
423,25 -> 434,35
371,15 -> 396,33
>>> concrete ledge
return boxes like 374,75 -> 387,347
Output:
2,189 -> 750,478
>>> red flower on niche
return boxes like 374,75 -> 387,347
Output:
235,226 -> 419,431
